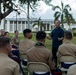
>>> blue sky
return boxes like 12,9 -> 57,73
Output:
7,0 -> 76,20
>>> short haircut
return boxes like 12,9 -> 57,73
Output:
36,31 -> 46,40
23,29 -> 31,37
54,20 -> 60,24
65,31 -> 72,40
0,36 -> 10,48
4,32 -> 9,36
1,29 -> 4,31
14,30 -> 18,33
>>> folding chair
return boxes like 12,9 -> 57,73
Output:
59,56 -> 76,74
27,62 -> 51,75
20,54 -> 28,74
20,54 -> 27,65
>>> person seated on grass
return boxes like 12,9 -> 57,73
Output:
57,31 -> 76,69
67,64 -> 76,75
26,31 -> 55,74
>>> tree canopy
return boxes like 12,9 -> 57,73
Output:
18,0 -> 52,5
0,0 -> 13,20
0,0 -> 52,20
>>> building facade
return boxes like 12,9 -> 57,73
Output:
0,18 -> 54,33
0,18 -> 76,33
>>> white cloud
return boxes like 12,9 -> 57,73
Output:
37,0 -> 76,19
7,0 -> 76,19
37,1 -> 51,14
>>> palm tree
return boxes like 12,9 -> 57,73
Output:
0,0 -> 52,20
32,18 -> 45,31
64,13 -> 75,29
52,1 -> 74,28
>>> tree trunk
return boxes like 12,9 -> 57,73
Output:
0,0 -> 13,20
27,0 -> 30,29
0,8 -> 13,20
61,14 -> 64,28
0,1 -> 1,21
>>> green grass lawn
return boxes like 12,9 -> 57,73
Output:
31,36 -> 76,50
10,33 -> 76,51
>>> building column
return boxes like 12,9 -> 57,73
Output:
46,24 -> 47,30
7,20 -> 10,32
13,21 -> 14,33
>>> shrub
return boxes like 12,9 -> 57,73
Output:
73,32 -> 76,36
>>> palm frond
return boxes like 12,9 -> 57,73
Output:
68,14 -> 75,22
49,4 -> 54,7
63,9 -> 69,14
43,0 -> 52,5
65,13 -> 75,25
52,6 -> 61,11
61,14 -> 64,22
54,11 -> 61,17
54,14 -> 60,21
64,4 -> 71,11
61,1 -> 63,9
32,23 -> 37,27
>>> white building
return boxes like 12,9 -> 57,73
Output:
0,18 -> 29,33
0,18 -> 54,33
0,17 -> 76,33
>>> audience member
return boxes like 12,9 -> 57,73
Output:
4,31 -> 10,38
26,31 -> 55,73
19,29 -> 35,55
11,30 -> 20,47
67,64 -> 76,75
0,36 -> 22,75
57,31 -> 76,69
1,29 -> 5,36
47,20 -> 64,67
19,29 -> 35,65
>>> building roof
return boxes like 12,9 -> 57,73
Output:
5,18 -> 54,23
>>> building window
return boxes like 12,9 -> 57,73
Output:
10,24 -> 13,31
14,21 -> 17,24
5,20 -> 7,24
18,24 -> 21,31
10,21 -> 13,31
18,21 -> 21,24
5,24 -> 7,31
22,24 -> 25,30
22,21 -> 25,24
10,21 -> 13,24
30,21 -> 32,24
14,24 -> 16,31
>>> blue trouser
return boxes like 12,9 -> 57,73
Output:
61,62 -> 76,69
22,59 -> 27,66
52,47 -> 58,67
